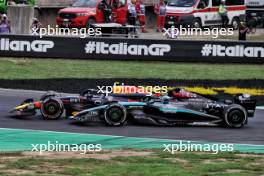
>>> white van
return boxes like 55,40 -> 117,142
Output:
165,0 -> 246,29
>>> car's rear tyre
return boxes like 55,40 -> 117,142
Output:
223,104 -> 247,128
104,103 -> 127,126
41,97 -> 64,120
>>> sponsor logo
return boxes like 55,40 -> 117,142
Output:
0,38 -> 54,52
85,41 -> 171,56
201,44 -> 264,58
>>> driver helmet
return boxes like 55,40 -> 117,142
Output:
161,96 -> 170,104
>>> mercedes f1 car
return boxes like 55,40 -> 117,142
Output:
70,89 -> 257,128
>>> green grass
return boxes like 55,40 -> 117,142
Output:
0,58 -> 263,80
1,150 -> 264,176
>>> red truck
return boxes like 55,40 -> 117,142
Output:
56,0 -> 129,28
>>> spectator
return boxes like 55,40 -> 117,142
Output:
128,0 -> 137,25
238,21 -> 249,41
0,14 -> 11,34
219,0 -> 229,28
136,0 -> 147,32
98,0 -> 112,23
165,25 -> 177,39
154,0 -> 166,32
30,18 -> 43,35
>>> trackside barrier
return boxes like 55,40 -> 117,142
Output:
0,34 -> 263,63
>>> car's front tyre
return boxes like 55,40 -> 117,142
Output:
40,97 -> 64,120
104,103 -> 127,126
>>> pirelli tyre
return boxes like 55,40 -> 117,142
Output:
40,97 -> 64,119
223,104 -> 247,128
104,103 -> 127,126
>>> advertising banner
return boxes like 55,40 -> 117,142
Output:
0,35 -> 263,63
